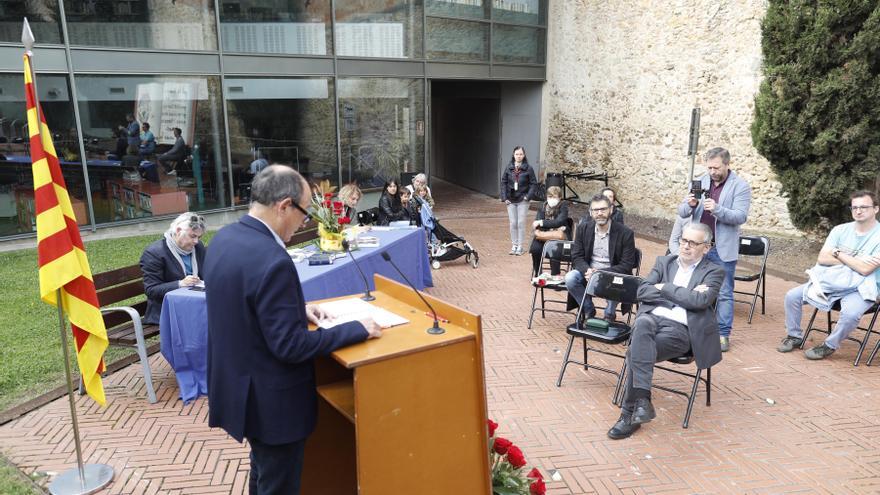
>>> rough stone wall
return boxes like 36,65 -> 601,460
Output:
542,0 -> 797,234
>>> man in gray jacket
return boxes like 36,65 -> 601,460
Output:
678,147 -> 751,352
608,223 -> 724,440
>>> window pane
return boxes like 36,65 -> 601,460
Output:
492,0 -> 544,25
426,18 -> 488,62
225,77 -> 336,205
493,25 -> 544,64
0,0 -> 63,44
0,74 -> 85,236
63,0 -> 218,50
219,0 -> 330,55
76,75 -> 228,224
339,78 -> 424,190
426,0 -> 487,19
335,0 -> 423,59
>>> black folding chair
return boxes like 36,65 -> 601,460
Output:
800,301 -> 880,366
733,236 -> 769,323
527,240 -> 574,329
556,271 -> 641,396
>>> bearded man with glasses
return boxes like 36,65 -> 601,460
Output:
778,190 -> 880,360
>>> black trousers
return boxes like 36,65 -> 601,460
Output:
529,239 -> 560,277
248,437 -> 307,495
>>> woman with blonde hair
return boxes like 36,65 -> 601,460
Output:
337,183 -> 362,221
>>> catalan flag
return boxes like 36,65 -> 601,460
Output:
24,52 -> 108,405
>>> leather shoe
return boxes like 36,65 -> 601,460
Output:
607,414 -> 641,440
631,398 -> 656,425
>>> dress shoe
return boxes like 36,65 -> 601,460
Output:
607,414 -> 641,440
631,398 -> 656,425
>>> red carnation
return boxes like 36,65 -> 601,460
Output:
487,419 -> 498,437
323,192 -> 333,198
338,216 -> 351,225
493,437 -> 512,455
333,201 -> 343,209
507,445 -> 526,468
526,468 -> 542,480
530,478 -> 546,495
323,199 -> 332,207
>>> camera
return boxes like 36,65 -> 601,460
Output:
690,180 -> 708,199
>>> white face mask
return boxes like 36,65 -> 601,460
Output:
547,198 -> 560,207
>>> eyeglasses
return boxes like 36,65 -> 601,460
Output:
292,202 -> 312,223
850,205 -> 877,211
590,207 -> 609,213
680,238 -> 708,249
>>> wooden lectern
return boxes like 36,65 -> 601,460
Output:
302,274 -> 491,494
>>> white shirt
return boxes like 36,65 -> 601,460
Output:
650,257 -> 702,326
248,214 -> 285,249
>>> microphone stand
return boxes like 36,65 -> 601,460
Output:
381,251 -> 445,334
343,239 -> 375,301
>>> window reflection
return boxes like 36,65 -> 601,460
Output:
224,78 -> 336,205
63,0 -> 218,50
0,74 -> 84,235
426,0 -> 487,19
426,17 -> 488,62
493,25 -> 545,64
75,75 -> 227,224
492,0 -> 544,25
0,0 -> 63,43
335,0 -> 423,59
338,78 -> 424,190
219,0 -> 331,55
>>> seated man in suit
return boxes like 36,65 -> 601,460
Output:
564,193 -> 637,324
139,213 -> 208,325
157,127 -> 187,175
608,222 -> 724,439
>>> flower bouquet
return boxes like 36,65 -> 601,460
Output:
488,419 -> 545,495
310,180 -> 351,252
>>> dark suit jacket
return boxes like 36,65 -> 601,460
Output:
203,215 -> 368,445
636,255 -> 725,369
140,238 -> 206,325
571,219 -> 636,275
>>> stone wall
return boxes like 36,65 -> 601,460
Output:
541,0 -> 797,234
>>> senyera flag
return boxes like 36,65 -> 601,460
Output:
24,53 -> 108,405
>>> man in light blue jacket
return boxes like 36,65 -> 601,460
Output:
678,147 -> 752,352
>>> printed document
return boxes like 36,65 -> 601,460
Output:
316,298 -> 409,329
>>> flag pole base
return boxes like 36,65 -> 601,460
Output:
49,464 -> 114,495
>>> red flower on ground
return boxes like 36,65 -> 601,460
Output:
530,478 -> 546,495
493,437 -> 512,455
507,445 -> 527,468
526,468 -> 542,480
487,419 -> 498,437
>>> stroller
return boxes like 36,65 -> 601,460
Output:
418,197 -> 479,270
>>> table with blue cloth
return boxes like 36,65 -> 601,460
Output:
159,226 -> 433,404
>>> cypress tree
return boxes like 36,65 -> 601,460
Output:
752,1 -> 880,232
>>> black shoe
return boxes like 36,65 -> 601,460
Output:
631,398 -> 656,425
607,414 -> 641,440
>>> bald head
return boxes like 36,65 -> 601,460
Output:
250,165 -> 307,207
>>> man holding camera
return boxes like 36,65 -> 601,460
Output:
677,147 -> 752,352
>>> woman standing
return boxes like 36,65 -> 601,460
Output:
500,146 -> 537,255
377,178 -> 406,225
528,186 -> 569,276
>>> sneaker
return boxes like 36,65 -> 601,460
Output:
777,336 -> 802,353
515,247 -> 524,256
805,343 -> 836,360
167,169 -> 177,175
720,336 -> 730,353
509,246 -> 517,255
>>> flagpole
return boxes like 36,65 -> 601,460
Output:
22,18 -> 114,495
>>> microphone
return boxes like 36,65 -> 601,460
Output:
380,251 -> 445,335
342,239 -> 375,301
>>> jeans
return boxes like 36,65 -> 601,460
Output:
248,437 -> 306,495
506,200 -> 529,248
784,284 -> 874,349
706,247 -> 736,337
564,269 -> 617,319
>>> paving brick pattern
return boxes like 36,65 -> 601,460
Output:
3,180 -> 880,494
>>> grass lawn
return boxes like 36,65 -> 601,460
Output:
0,231 -> 215,413
0,455 -> 44,494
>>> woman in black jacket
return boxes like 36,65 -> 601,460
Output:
377,178 -> 406,225
529,186 -> 570,277
500,146 -> 538,255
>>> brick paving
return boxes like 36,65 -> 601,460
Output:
4,180 -> 880,494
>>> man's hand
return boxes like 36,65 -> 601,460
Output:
505,199 -> 511,205
686,193 -> 698,208
305,304 -> 331,326
532,220 -> 541,228
654,283 -> 665,291
703,198 -> 717,213
863,255 -> 880,267
179,275 -> 200,288
693,284 -> 709,293
358,317 -> 384,339
585,268 -> 596,280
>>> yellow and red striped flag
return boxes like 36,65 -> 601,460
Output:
24,53 -> 108,405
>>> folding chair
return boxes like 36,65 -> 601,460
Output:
527,240 -> 574,328
799,301 -> 880,366
556,270 -> 641,395
733,236 -> 769,323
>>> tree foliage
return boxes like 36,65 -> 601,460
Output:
752,0 -> 880,232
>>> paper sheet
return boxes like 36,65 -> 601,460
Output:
316,297 -> 409,329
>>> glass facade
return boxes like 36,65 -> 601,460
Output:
0,0 -> 545,239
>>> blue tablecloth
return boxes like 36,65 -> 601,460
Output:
159,227 -> 433,403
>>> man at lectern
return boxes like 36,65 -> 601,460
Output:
203,165 -> 384,494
